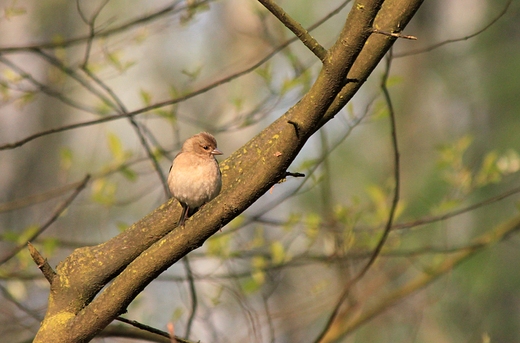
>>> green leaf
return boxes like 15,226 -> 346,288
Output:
228,215 -> 245,230
181,65 -> 203,80
139,89 -> 152,106
432,199 -> 461,215
107,132 -> 125,162
91,178 -> 116,206
2,230 -> 19,242
210,286 -> 224,306
4,5 -> 27,19
18,91 -> 36,107
60,147 -> 73,171
255,62 -> 272,83
171,307 -> 184,322
41,238 -> 59,256
304,212 -> 321,242
241,277 -> 261,294
280,77 -> 302,95
18,225 -> 39,244
119,166 -> 137,181
116,221 -> 129,232
283,212 -> 301,232
270,241 -> 285,265
207,234 -> 232,257
476,151 -> 501,186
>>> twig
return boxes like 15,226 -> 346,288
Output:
393,184 -> 520,231
258,0 -> 327,61
0,174 -> 90,265
182,257 -> 197,339
115,317 -> 194,343
27,242 -> 56,283
395,0 -> 512,57
313,49 -> 400,343
372,29 -> 417,40
77,0 -> 111,68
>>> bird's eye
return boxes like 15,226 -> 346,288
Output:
202,145 -> 209,150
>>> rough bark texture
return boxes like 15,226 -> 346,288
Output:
33,0 -> 424,341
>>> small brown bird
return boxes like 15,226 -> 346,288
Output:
168,132 -> 223,226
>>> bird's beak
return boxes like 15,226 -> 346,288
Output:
212,148 -> 223,156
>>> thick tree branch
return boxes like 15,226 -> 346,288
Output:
320,0 -> 425,126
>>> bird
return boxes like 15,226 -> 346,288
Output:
168,132 -> 223,226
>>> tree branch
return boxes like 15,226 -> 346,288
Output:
258,0 -> 327,61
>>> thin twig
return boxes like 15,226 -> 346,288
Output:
395,0 -> 512,57
258,0 -> 327,61
115,316 -> 194,343
27,242 -> 56,283
372,29 -> 417,40
0,175 -> 90,265
182,257 -> 197,339
313,49 -> 400,343
393,184 -> 520,230
77,0 -> 111,68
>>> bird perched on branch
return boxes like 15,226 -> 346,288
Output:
168,132 -> 223,226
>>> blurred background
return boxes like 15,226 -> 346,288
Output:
0,0 -> 519,342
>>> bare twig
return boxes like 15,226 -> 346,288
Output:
0,175 -> 90,265
27,242 -> 56,283
395,0 -> 512,57
372,29 -> 417,40
76,0 -> 110,68
115,317 -> 194,343
258,0 -> 327,61
393,184 -> 520,230
182,257 -> 197,339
